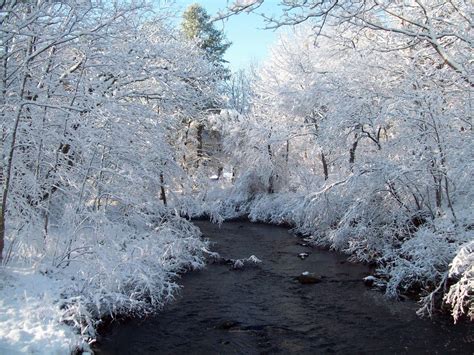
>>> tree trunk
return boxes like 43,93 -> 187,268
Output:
267,143 -> 274,193
195,123 -> 204,168
0,207 -> 4,262
349,138 -> 359,166
432,170 -> 443,214
0,34 -> 8,262
217,166 -> 223,179
182,121 -> 191,169
160,172 -> 167,206
268,175 -> 275,194
231,166 -> 236,184
321,152 -> 328,180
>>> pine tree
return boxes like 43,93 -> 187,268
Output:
181,3 -> 231,66
180,4 -> 231,171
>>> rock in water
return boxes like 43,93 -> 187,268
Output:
233,259 -> 244,269
296,272 -> 322,284
247,255 -> 262,264
363,275 -> 376,287
217,320 -> 240,330
298,252 -> 309,260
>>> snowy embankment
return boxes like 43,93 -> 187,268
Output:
0,217 -> 208,354
203,179 -> 473,323
0,268 -> 81,354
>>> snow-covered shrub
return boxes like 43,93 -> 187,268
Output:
381,224 -> 465,298
444,241 -> 474,322
248,193 -> 303,226
58,217 -> 207,339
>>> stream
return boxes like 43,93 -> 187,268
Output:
94,221 -> 473,354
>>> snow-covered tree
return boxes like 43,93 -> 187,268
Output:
0,0 -> 224,343
182,3 -> 231,67
217,22 -> 473,321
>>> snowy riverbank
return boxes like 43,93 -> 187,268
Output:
203,184 -> 473,323
1,196 -> 470,354
0,217 -> 208,354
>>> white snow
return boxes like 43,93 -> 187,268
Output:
232,260 -> 244,269
0,267 -> 83,355
247,255 -> 262,264
232,0 -> 262,8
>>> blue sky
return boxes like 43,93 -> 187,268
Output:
169,1 -> 282,72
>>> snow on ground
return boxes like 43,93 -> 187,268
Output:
0,266 -> 82,355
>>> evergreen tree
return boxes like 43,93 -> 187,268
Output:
181,3 -> 231,66
180,4 -> 231,171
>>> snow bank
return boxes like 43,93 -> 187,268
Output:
0,267 -> 81,354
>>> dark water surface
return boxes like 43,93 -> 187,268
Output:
94,221 -> 473,354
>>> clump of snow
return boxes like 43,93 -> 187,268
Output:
231,0 -> 263,9
232,260 -> 245,269
247,255 -> 262,264
231,255 -> 262,269
298,252 -> 309,260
